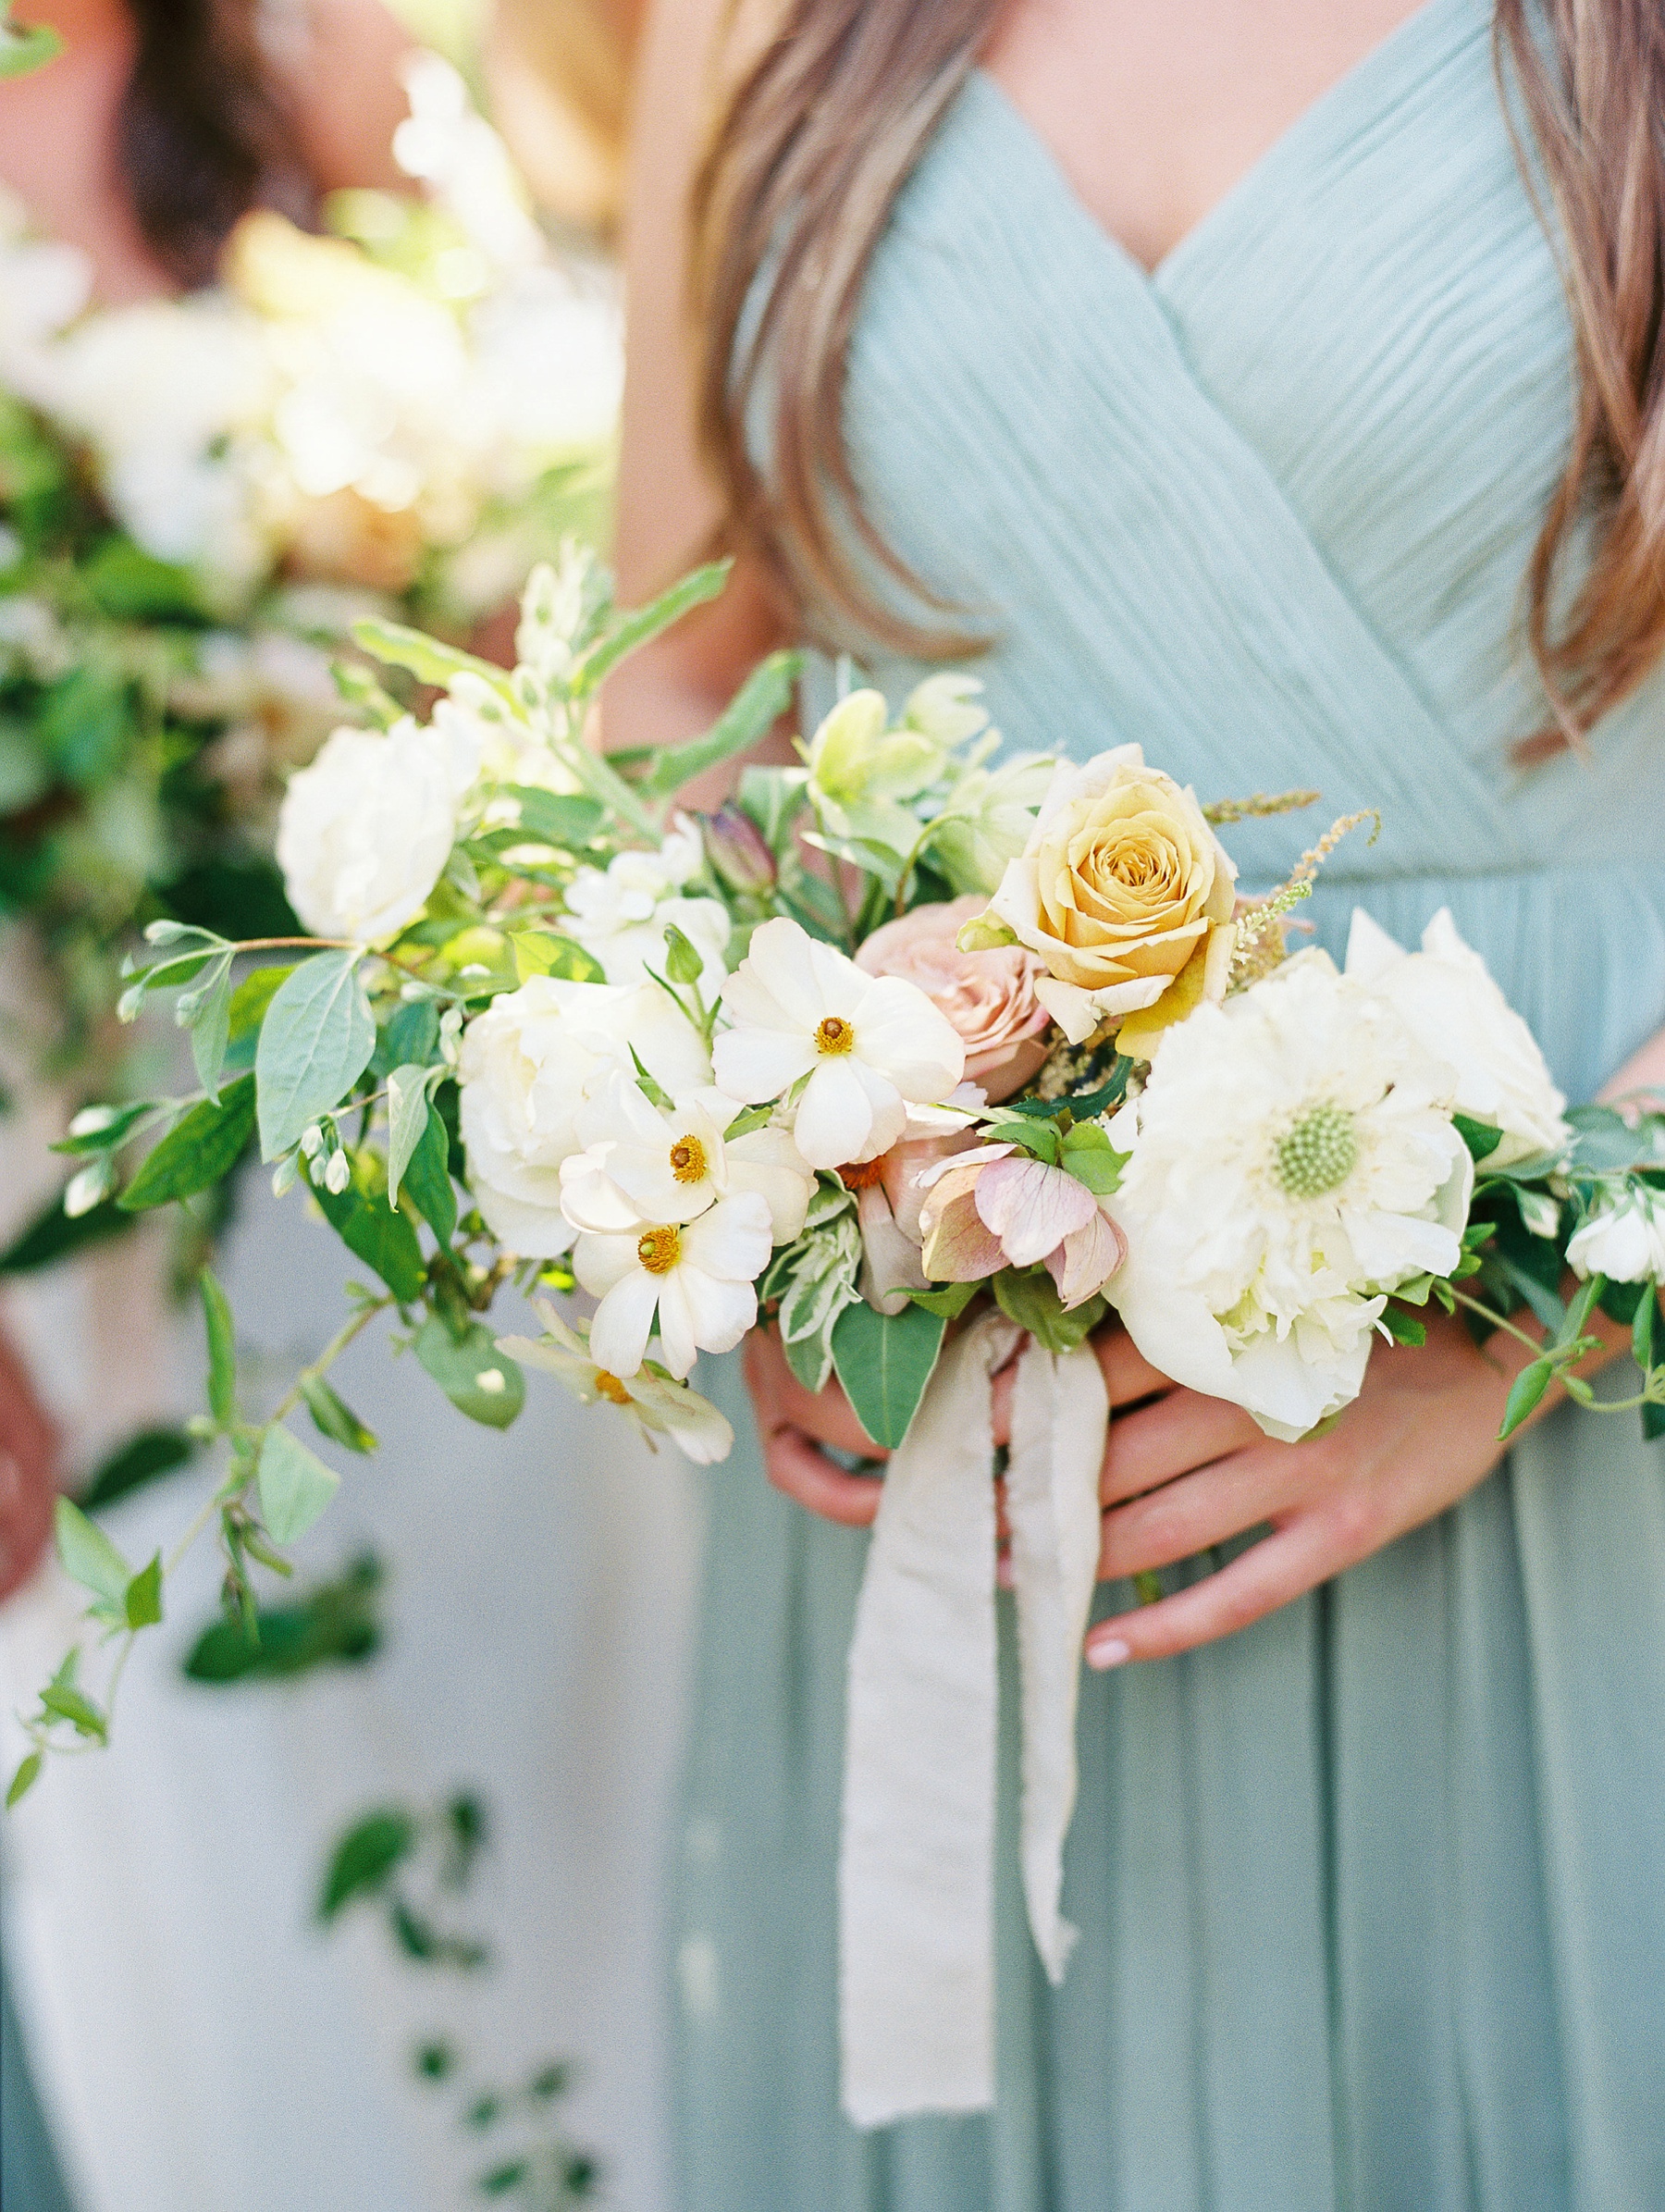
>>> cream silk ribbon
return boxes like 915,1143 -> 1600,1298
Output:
839,1319 -> 1109,2128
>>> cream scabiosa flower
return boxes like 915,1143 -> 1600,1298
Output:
277,713 -> 478,943
497,1302 -> 735,1464
712,918 -> 966,1170
1345,908 -> 1571,1168
559,1074 -> 814,1243
1106,951 -> 1473,1441
574,1193 -> 773,1380
457,976 -> 712,1256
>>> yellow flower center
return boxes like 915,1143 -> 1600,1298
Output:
636,1224 -> 682,1275
816,1014 -> 855,1056
593,1370 -> 632,1404
669,1135 -> 708,1184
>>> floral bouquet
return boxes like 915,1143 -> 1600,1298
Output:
11,546 -> 1663,2125
0,53 -> 618,1083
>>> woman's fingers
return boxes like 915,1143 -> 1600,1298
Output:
1092,1326 -> 1172,1410
1097,1443 -> 1309,1580
1099,1386 -> 1263,1505
760,1421 -> 882,1526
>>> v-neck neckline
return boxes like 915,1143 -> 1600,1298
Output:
972,0 -> 1478,294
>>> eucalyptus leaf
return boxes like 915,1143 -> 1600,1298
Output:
55,1497 -> 130,1610
257,1424 -> 340,1545
831,1302 -> 946,1451
118,1077 -> 256,1211
255,951 -> 376,1164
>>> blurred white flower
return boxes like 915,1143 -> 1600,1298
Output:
563,820 -> 729,987
1567,1186 -> 1665,1283
1345,908 -> 1571,1168
560,1073 -> 813,1242
713,917 -> 967,1169
1107,952 -> 1473,1441
457,977 -> 712,1257
276,713 -> 477,942
498,1301 -> 735,1464
574,1193 -> 772,1379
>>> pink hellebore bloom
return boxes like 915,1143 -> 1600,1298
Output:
849,1119 -> 984,1316
917,1146 -> 1127,1310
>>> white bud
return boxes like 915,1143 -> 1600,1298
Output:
324,1148 -> 352,1195
300,1124 -> 325,1159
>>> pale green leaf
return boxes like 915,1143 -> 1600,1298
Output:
54,1497 -> 130,1610
386,1064 -> 436,1206
255,951 -> 376,1163
257,1425 -> 341,1544
831,1302 -> 946,1451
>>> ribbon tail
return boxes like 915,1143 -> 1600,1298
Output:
839,1311 -> 1018,2129
1005,1336 -> 1110,1983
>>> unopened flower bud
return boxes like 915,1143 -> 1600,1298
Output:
324,1147 -> 352,1195
702,803 -> 776,896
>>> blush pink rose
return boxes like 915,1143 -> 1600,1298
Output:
857,896 -> 1053,1102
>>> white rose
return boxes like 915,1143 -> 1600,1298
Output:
458,976 -> 713,1256
1566,1187 -> 1665,1283
277,714 -> 478,943
1345,908 -> 1570,1169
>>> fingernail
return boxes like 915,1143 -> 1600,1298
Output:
995,1553 -> 1015,1590
1086,1636 -> 1131,1671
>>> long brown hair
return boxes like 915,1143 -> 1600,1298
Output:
118,0 -> 309,290
694,1 -> 1665,751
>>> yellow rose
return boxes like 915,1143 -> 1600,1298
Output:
979,745 -> 1237,1044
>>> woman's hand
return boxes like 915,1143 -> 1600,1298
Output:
0,1325 -> 58,1603
1081,1305 -> 1614,1668
745,1325 -> 891,1527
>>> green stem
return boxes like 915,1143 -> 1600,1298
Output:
268,1295 -> 395,1427
1449,1288 -> 1549,1355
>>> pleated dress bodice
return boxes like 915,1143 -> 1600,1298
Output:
674,6 -> 1665,2207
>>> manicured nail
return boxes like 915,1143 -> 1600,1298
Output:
995,1553 -> 1015,1590
1086,1636 -> 1131,1670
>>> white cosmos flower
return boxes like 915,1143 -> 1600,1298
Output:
1567,1184 -> 1665,1283
1106,951 -> 1473,1441
458,977 -> 712,1256
560,1074 -> 814,1242
574,1192 -> 772,1379
712,917 -> 966,1170
497,1301 -> 734,1464
1345,908 -> 1571,1168
277,712 -> 479,942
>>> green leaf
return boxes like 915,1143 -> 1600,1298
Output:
183,1555 -> 381,1683
387,1063 -> 437,1205
80,1425 -> 196,1511
117,1075 -> 257,1210
499,786 -> 607,846
255,952 -> 376,1164
992,1268 -> 1107,1353
0,18 -> 64,76
318,1809 -> 416,1920
721,1103 -> 775,1142
479,2161 -> 531,2196
124,1552 -> 164,1630
830,1302 -> 946,1450
54,1497 -> 130,1609
0,1189 -> 133,1274
413,1317 -> 526,1427
52,1102 -> 154,1155
1377,1304 -> 1428,1348
186,956 -> 234,1103
402,1105 -> 457,1244
1452,1113 -> 1504,1163
907,1279 -> 980,1320
39,1682 -> 105,1742
352,617 -> 512,698
1059,1121 -> 1128,1195
572,561 -> 731,695
201,1268 -> 237,1423
510,930 -> 606,984
630,1047 -> 673,1110
6,1752 -> 42,1808
257,1425 -> 341,1544
1499,1358 -> 1554,1440
639,649 -> 803,798
1633,1285 -> 1658,1375
301,1373 -> 377,1454
307,1153 -> 428,1302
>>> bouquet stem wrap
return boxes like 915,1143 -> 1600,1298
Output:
839,1317 -> 1108,2128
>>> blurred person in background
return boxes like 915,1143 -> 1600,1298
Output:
486,0 -> 648,238
1,7 -> 695,2210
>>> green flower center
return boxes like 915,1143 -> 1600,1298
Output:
1275,1104 -> 1358,1200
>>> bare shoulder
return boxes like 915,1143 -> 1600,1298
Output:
277,0 -> 416,193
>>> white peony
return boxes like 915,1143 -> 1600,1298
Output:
560,1074 -> 814,1244
1345,908 -> 1571,1169
574,1192 -> 773,1380
712,917 -> 967,1170
277,713 -> 477,943
457,976 -> 712,1256
1566,1185 -> 1665,1284
1106,951 -> 1473,1441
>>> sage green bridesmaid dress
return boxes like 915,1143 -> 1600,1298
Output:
673,3 -> 1665,2204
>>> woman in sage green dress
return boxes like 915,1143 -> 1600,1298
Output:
610,0 -> 1665,2204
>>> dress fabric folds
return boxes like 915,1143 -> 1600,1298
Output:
673,1 -> 1665,2204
